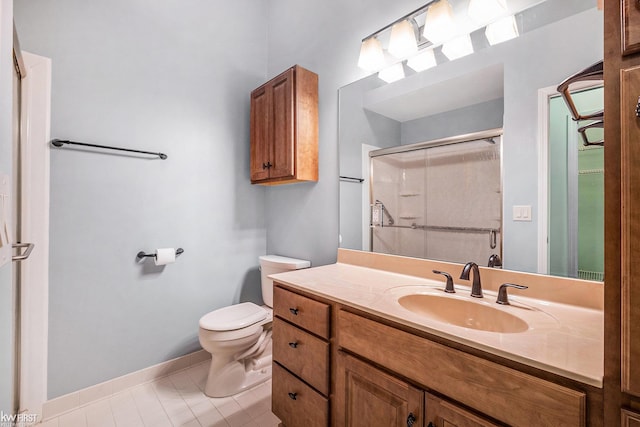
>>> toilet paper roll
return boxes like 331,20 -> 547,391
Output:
154,248 -> 176,266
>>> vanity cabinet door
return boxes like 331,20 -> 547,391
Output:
272,317 -> 330,395
273,362 -> 328,427
621,64 -> 640,398
425,393 -> 500,427
622,409 -> 640,426
273,285 -> 330,338
334,351 -> 424,427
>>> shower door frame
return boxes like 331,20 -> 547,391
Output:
368,128 -> 504,261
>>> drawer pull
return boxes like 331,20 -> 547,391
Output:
288,392 -> 297,400
288,341 -> 298,348
289,308 -> 299,315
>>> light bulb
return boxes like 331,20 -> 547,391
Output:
423,0 -> 456,45
442,34 -> 474,60
357,37 -> 385,72
378,63 -> 405,83
388,20 -> 418,59
485,15 -> 519,45
407,49 -> 437,72
468,0 -> 508,25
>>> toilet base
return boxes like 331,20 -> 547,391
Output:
204,353 -> 272,398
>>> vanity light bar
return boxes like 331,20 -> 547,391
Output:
358,0 -> 522,83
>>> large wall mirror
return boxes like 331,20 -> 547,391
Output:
338,0 -> 604,280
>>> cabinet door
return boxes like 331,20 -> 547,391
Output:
621,64 -> 640,397
273,362 -> 328,427
269,68 -> 295,180
622,409 -> 640,427
250,85 -> 270,182
335,351 -> 424,427
425,393 -> 500,427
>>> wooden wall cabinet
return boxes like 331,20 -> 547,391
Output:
250,65 -> 318,185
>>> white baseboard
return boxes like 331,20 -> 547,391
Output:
41,349 -> 209,421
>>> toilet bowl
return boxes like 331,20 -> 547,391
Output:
198,255 -> 310,397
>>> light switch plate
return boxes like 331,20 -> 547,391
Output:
513,205 -> 532,222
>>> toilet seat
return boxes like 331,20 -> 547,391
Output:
200,302 -> 267,331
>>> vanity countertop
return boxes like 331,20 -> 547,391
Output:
270,259 -> 603,388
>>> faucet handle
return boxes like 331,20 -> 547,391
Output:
496,283 -> 528,305
432,270 -> 455,293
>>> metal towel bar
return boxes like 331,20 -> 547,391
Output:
372,224 -> 500,249
51,139 -> 167,160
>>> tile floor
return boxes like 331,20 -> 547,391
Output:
38,361 -> 281,427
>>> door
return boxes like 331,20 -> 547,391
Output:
335,351 -> 424,427
547,86 -> 604,280
250,85 -> 270,182
425,393 -> 501,427
270,69 -> 294,180
11,48 -> 51,417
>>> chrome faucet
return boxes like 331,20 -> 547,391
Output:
460,262 -> 483,298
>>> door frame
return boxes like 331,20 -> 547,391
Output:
16,51 -> 51,417
536,81 -> 603,275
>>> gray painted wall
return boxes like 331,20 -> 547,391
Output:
400,99 -> 504,146
265,0 -> 432,266
339,76 -> 401,251
14,0 -> 269,398
0,0 -> 14,414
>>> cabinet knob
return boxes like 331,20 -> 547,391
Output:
288,392 -> 297,400
407,412 -> 416,427
636,96 -> 640,118
289,308 -> 299,315
262,161 -> 273,169
288,341 -> 298,348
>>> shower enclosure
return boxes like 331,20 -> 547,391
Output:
369,131 -> 502,266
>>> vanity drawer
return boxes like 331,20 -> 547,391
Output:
274,285 -> 330,338
273,317 -> 330,395
273,362 -> 328,427
338,309 -> 586,427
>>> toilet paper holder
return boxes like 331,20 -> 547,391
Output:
137,248 -> 184,260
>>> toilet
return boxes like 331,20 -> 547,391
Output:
198,255 -> 310,397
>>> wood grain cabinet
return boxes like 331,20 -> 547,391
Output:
272,286 -> 330,427
272,284 -> 596,426
335,351 -> 424,427
425,394 -> 500,427
250,65 -> 318,185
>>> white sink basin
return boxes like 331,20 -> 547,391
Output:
397,293 -> 529,333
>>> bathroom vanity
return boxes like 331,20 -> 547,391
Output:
270,249 -> 603,427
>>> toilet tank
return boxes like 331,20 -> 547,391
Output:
259,255 -> 310,307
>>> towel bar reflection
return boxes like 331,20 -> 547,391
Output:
137,248 -> 184,260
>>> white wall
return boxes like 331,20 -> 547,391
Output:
14,0 -> 269,398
